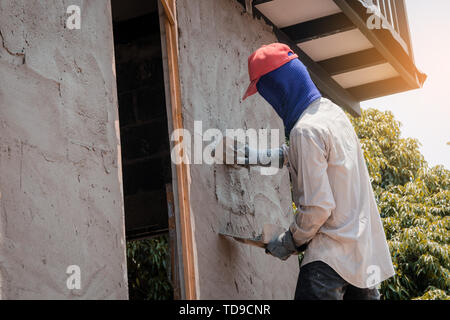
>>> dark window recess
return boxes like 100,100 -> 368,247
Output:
113,9 -> 172,240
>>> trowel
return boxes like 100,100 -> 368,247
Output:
219,224 -> 285,249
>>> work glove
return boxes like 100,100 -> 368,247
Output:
265,230 -> 301,261
213,136 -> 286,168
242,145 -> 286,168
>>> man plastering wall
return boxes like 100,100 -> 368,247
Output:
218,43 -> 395,300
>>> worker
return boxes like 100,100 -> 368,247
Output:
237,43 -> 395,300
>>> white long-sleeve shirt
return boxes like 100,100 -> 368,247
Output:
284,97 -> 395,289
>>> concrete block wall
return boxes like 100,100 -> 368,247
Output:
177,0 -> 299,299
0,0 -> 127,299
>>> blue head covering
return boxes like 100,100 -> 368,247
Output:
256,55 -> 321,137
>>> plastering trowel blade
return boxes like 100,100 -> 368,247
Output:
219,224 -> 284,249
219,232 -> 267,249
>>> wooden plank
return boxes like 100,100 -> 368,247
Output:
318,48 -> 386,76
166,183 -> 181,300
161,0 -> 197,300
281,13 -> 356,43
160,0 -> 175,25
346,76 -> 410,101
252,6 -> 361,116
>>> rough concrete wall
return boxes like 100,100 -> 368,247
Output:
0,0 -> 128,299
177,0 -> 298,299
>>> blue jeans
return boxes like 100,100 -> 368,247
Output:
294,261 -> 380,300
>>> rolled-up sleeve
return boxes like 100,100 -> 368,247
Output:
288,127 -> 336,247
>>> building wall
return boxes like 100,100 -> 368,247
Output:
177,0 -> 298,299
0,0 -> 128,299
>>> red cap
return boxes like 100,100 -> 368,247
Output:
242,43 -> 298,100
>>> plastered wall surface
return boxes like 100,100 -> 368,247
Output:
177,0 -> 298,299
0,0 -> 128,299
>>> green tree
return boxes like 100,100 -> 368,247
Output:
126,235 -> 173,300
350,108 -> 450,300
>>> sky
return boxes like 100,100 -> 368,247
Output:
361,0 -> 450,169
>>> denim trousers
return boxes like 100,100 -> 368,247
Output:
294,261 -> 380,300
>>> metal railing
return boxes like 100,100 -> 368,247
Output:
364,0 -> 413,56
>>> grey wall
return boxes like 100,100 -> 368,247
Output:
0,0 -> 128,299
177,0 -> 298,299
